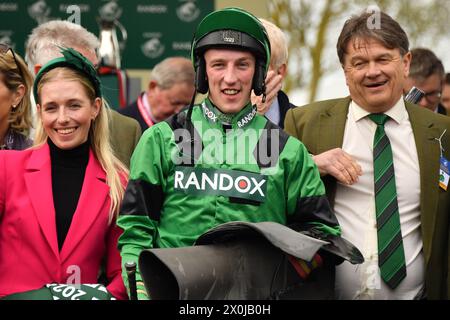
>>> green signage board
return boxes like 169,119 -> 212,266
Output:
0,0 -> 213,68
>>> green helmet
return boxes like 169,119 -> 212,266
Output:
190,7 -> 271,96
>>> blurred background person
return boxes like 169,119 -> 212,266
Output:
0,44 -> 33,150
441,73 -> 450,113
119,57 -> 195,132
25,20 -> 141,168
403,48 -> 446,115
251,18 -> 289,128
0,49 -> 128,299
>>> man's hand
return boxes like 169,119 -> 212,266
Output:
312,148 -> 362,185
251,70 -> 283,114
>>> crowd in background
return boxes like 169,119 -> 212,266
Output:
1,5 -> 450,300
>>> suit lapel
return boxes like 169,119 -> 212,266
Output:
277,90 -> 291,128
314,97 -> 351,204
60,150 -> 109,262
406,103 -> 441,264
24,144 -> 60,260
317,97 -> 351,153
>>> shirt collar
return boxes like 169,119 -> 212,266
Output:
350,97 -> 406,124
142,92 -> 156,123
202,98 -> 257,129
266,97 -> 280,124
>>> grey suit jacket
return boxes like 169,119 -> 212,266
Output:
284,97 -> 450,299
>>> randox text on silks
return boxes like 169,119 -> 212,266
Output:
173,166 -> 267,202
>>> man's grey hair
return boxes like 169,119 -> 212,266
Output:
25,20 -> 99,72
259,18 -> 288,69
149,57 -> 195,90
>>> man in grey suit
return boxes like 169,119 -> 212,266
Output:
26,20 -> 141,168
285,11 -> 450,299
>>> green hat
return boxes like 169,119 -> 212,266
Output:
33,47 -> 101,102
190,7 -> 271,95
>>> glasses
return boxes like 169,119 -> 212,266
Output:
0,43 -> 25,82
422,90 -> 442,102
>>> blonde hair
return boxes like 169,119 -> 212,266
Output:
34,67 -> 128,221
0,49 -> 34,136
259,18 -> 288,70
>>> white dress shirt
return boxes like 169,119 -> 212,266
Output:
266,97 -> 281,126
334,99 -> 425,300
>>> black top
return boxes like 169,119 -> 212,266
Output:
48,138 -> 90,250
119,93 -> 149,132
276,90 -> 295,129
437,103 -> 447,115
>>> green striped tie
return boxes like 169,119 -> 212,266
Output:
368,113 -> 406,289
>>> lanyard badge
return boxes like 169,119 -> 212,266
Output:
436,129 -> 449,190
439,156 -> 450,191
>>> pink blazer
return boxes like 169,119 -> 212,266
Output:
0,143 -> 127,299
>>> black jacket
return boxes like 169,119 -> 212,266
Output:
277,90 -> 295,129
118,93 -> 148,132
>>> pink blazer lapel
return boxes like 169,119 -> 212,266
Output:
60,149 -> 109,262
24,144 -> 60,260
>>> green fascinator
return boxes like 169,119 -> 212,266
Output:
33,47 -> 102,102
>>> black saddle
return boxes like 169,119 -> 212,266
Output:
139,221 -> 363,300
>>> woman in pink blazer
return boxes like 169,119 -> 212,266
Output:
0,48 -> 128,299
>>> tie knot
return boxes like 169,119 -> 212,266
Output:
368,113 -> 389,126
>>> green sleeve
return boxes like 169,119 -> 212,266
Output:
117,124 -> 173,300
284,138 -> 341,236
